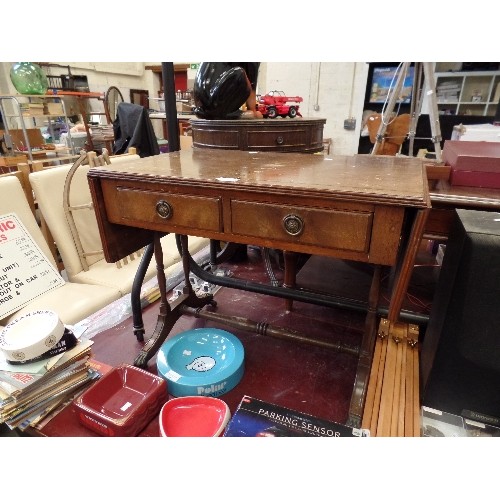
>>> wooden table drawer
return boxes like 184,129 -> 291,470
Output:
246,128 -> 307,150
230,200 -> 373,253
103,185 -> 222,233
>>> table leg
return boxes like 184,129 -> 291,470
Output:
283,250 -> 297,311
387,208 -> 429,324
131,243 -> 154,342
347,264 -> 381,428
133,233 -> 214,368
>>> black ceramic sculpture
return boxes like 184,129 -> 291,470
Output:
193,62 -> 260,120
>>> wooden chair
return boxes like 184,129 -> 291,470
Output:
86,147 -> 138,167
16,154 -> 85,269
0,167 -> 35,214
366,113 -> 411,156
63,150 -> 143,271
29,152 -> 209,297
104,86 -> 124,125
0,175 -> 121,327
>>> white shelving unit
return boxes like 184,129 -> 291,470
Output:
0,94 -> 77,161
435,71 -> 500,117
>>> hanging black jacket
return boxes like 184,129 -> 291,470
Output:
112,102 -> 160,157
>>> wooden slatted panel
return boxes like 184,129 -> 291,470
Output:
361,319 -> 421,437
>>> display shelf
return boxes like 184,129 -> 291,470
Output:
45,91 -> 107,151
435,71 -> 500,117
0,94 -> 76,160
3,113 -> 72,119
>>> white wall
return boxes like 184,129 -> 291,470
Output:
1,62 -> 165,137
0,62 -> 369,154
258,62 -> 369,155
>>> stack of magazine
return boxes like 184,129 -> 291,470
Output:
0,339 -> 99,432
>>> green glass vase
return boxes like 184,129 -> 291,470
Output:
10,62 -> 48,95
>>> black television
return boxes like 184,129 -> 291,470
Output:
368,64 -> 415,104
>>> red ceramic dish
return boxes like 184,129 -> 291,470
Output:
73,364 -> 168,437
159,396 -> 231,437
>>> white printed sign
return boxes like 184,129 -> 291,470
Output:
0,213 -> 65,320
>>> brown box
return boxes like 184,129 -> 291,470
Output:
443,140 -> 500,188
44,102 -> 64,115
443,140 -> 500,172
450,169 -> 500,189
3,128 -> 45,150
0,154 -> 28,172
20,103 -> 44,116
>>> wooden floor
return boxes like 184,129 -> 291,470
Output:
2,244 -> 488,500
26,243 -> 439,437
3,245 -> 439,438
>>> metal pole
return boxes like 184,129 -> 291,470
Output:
371,62 -> 410,155
423,62 -> 442,162
408,62 -> 424,157
130,63 -> 180,341
161,62 -> 180,152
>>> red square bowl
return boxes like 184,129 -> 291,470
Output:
73,364 -> 168,436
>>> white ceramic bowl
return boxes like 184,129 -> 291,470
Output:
0,310 -> 65,362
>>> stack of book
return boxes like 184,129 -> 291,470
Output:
436,81 -> 461,102
0,338 -> 99,432
90,124 -> 114,142
19,102 -> 45,116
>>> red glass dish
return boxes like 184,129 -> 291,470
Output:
73,364 -> 168,436
159,396 -> 230,437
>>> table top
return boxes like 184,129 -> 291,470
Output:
430,179 -> 500,210
148,113 -> 197,120
88,149 -> 430,209
189,117 -> 327,125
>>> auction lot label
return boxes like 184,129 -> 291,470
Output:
0,213 -> 65,320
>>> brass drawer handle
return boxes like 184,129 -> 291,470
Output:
156,200 -> 173,219
283,214 -> 304,236
276,135 -> 284,145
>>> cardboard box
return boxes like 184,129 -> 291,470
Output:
450,168 -> 500,188
20,103 -> 44,116
223,395 -> 369,437
443,140 -> 500,172
463,418 -> 500,437
454,123 -> 500,142
1,128 -> 45,151
44,102 -> 64,115
443,140 -> 500,188
0,154 -> 28,171
421,406 -> 466,437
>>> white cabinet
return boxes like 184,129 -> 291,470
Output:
435,71 -> 500,117
0,94 -> 77,161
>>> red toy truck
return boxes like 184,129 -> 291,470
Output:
257,90 -> 303,118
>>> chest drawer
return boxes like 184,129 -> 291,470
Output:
230,200 -> 373,253
102,184 -> 222,233
246,128 -> 308,150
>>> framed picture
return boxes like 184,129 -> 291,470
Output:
369,65 -> 415,104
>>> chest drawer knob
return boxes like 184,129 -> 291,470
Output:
283,214 -> 304,236
276,136 -> 284,145
156,200 -> 173,219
